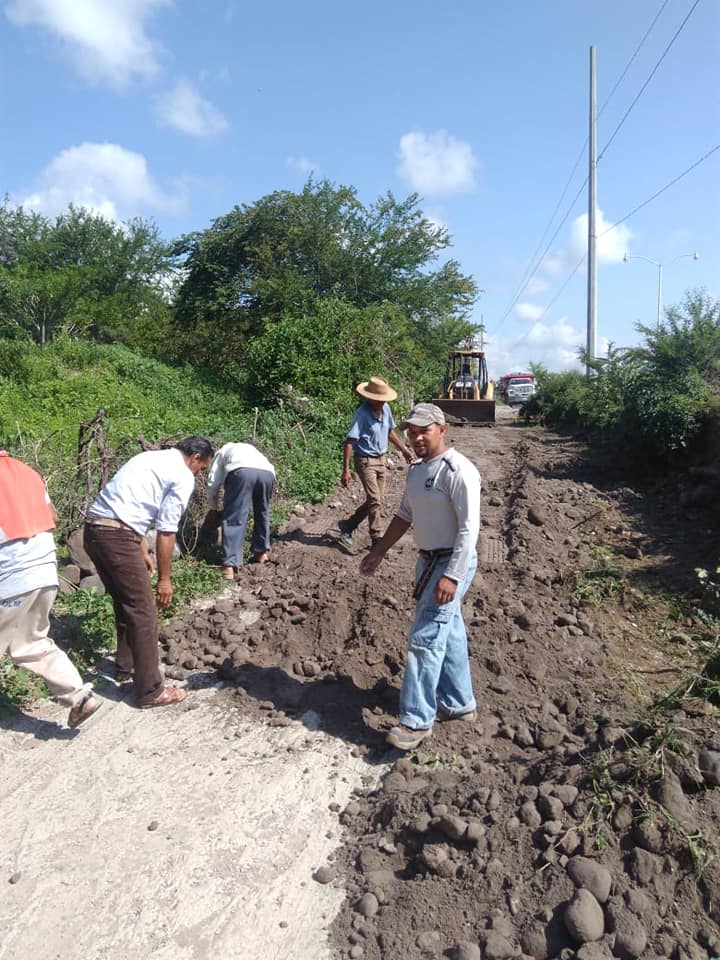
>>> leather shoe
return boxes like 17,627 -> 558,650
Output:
68,693 -> 102,729
139,686 -> 186,709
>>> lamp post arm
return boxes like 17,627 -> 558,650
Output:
623,252 -> 699,331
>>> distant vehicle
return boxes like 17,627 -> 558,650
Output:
497,372 -> 536,406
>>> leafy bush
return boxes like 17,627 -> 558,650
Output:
0,656 -> 48,712
60,589 -> 117,671
521,366 -> 588,425
0,337 -> 355,526
522,293 -> 720,466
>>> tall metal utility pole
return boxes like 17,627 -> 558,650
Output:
586,45 -> 597,375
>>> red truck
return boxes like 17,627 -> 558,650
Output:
497,372 -> 537,405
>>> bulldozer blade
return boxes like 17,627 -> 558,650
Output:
435,399 -> 496,424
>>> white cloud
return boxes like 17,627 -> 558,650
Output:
397,130 -> 477,195
515,302 -> 545,322
5,0 -> 170,90
487,317 -> 585,379
525,276 -> 550,296
155,80 -> 229,137
19,142 -> 184,220
287,155 -> 321,176
570,209 -> 632,265
542,207 -> 633,274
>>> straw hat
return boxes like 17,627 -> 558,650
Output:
356,377 -> 397,402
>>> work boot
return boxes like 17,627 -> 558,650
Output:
437,707 -> 477,723
386,724 -> 433,751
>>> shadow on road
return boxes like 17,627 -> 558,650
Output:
213,660 -> 396,765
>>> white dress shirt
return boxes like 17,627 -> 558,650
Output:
87,448 -> 195,536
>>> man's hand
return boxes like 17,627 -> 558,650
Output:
155,531 -> 176,609
402,448 -> 414,464
359,550 -> 384,575
341,469 -> 352,488
434,575 -> 457,605
156,577 -> 173,609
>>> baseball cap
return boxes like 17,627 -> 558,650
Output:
401,403 -> 446,429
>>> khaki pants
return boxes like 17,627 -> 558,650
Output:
346,455 -> 387,540
0,586 -> 90,707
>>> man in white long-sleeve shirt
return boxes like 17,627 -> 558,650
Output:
84,437 -> 213,708
206,442 -> 276,580
360,403 -> 481,750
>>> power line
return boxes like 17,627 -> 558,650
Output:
598,0 -> 702,162
494,150 -> 586,329
505,141 -> 718,353
493,0 -> 673,333
600,142 -> 720,236
491,177 -> 587,333
499,254 -> 587,352
598,0 -> 671,122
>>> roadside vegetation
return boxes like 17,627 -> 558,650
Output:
521,290 -> 720,467
2,186 -> 718,726
0,181 -> 478,707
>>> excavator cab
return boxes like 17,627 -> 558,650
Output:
436,348 -> 495,423
452,361 -> 478,400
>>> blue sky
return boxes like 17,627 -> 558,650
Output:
2,0 -> 718,378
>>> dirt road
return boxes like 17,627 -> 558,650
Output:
2,408 -> 718,959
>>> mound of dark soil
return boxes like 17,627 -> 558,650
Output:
163,417 -> 720,959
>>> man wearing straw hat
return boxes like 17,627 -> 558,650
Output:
338,377 -> 414,548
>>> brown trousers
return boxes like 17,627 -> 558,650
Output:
346,455 -> 387,540
83,524 -> 164,705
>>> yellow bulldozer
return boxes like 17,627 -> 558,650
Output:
436,347 -> 495,424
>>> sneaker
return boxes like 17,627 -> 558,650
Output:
68,693 -> 102,729
437,707 -> 477,723
337,519 -> 354,545
386,724 -> 433,750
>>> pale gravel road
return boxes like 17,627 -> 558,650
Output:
0,686 -> 381,960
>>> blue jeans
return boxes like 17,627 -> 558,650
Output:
222,467 -> 275,567
399,552 -> 477,730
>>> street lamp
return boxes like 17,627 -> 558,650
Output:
623,251 -> 699,329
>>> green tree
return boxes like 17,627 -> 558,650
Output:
0,202 -> 175,346
172,179 -> 478,374
637,290 -> 720,383
523,292 -> 720,463
243,298 -> 424,402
